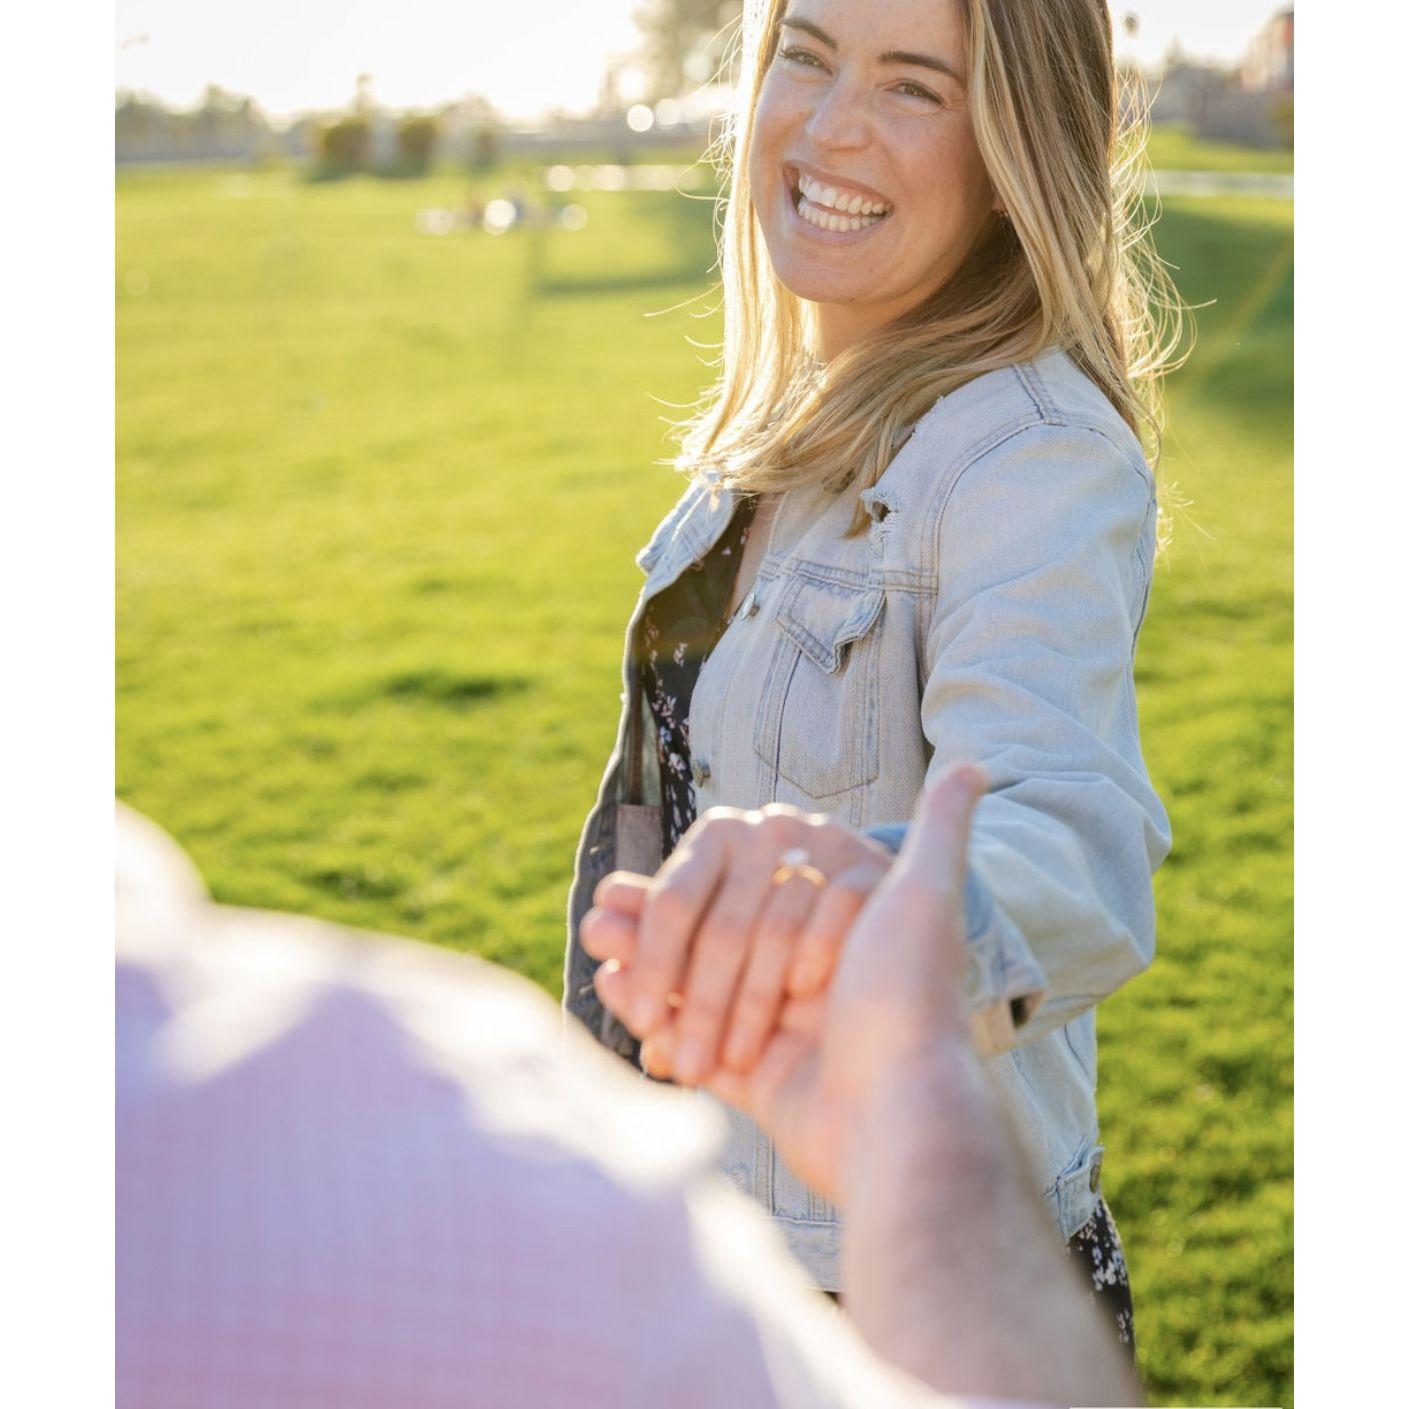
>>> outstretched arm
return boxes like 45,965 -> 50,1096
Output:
886,423 -> 1170,1051
594,766 -> 1143,1407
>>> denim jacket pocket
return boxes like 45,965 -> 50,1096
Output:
752,574 -> 885,798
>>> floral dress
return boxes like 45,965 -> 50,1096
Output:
638,497 -> 757,858
636,494 -> 1137,1357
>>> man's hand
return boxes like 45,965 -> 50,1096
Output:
591,769 -> 1145,1406
588,765 -> 986,1207
580,805 -> 892,1087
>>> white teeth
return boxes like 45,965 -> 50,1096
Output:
797,197 -> 883,233
794,171 -> 890,220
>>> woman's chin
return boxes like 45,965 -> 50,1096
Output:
771,263 -> 878,312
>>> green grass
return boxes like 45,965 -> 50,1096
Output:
1145,121 -> 1294,174
117,166 -> 1291,1406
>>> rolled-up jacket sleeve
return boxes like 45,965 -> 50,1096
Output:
871,420 -> 1171,1055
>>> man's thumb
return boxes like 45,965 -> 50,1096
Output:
886,763 -> 986,1002
894,763 -> 986,898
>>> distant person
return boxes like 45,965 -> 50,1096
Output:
564,0 -> 1179,1346
117,770 -> 1140,1407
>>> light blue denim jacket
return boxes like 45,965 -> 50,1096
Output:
565,346 -> 1171,1289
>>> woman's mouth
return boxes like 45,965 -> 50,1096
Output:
790,170 -> 893,234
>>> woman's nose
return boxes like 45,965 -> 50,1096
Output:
802,79 -> 869,151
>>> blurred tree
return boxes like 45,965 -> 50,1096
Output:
634,0 -> 742,101
116,87 -> 273,162
396,115 -> 439,174
469,127 -> 500,171
451,93 -> 503,171
115,92 -> 160,146
318,117 -> 371,174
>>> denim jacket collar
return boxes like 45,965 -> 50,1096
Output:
635,476 -> 739,595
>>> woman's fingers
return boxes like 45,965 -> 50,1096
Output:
582,875 -> 652,965
721,872 -> 823,1073
670,857 -> 779,1084
591,956 -> 633,1018
641,1030 -> 676,1080
592,871 -> 651,917
629,829 -> 730,1036
778,992 -> 828,1036
611,807 -> 898,1080
784,862 -> 888,997
580,905 -> 640,963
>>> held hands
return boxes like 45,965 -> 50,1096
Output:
581,766 -> 986,1206
581,805 -> 895,1088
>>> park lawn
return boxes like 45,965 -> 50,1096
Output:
117,166 -> 1291,1406
1145,121 -> 1294,175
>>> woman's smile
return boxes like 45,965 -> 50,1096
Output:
785,162 -> 894,236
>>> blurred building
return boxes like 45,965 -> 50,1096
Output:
1241,8 -> 1295,93
1149,45 -> 1234,127
1148,6 -> 1293,150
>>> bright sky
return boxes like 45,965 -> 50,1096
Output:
115,1 -> 1289,121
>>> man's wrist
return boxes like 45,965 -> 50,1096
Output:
842,1041 -> 1019,1210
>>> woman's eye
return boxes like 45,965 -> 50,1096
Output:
779,45 -> 827,72
896,81 -> 944,106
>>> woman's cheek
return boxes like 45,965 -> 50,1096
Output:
749,96 -> 783,186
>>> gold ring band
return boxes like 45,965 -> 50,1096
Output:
771,847 -> 827,889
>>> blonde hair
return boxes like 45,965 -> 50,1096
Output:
676,0 -> 1184,534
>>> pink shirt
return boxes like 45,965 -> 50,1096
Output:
116,806 -> 1031,1409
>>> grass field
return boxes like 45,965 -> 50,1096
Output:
117,158 -> 1292,1405
1144,121 -> 1294,174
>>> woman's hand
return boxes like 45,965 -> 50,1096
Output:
580,805 -> 893,1086
589,767 -> 989,1206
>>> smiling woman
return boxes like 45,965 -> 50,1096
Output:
566,0 -> 1185,1361
751,3 -> 996,350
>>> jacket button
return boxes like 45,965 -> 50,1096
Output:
692,758 -> 711,786
743,590 -> 759,617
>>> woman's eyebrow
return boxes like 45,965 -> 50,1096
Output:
780,16 -> 840,49
779,17 -> 963,84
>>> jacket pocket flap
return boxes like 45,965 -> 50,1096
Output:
775,578 -> 884,674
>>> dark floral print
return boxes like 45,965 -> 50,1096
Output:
639,498 -> 757,857
1067,1197 -> 1137,1355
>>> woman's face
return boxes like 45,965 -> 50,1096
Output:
747,0 -> 998,359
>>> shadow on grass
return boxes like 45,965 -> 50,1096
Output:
379,668 -> 528,706
1151,199 -> 1293,436
324,668 -> 529,712
524,190 -> 720,300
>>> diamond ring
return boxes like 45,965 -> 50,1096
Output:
771,846 -> 827,889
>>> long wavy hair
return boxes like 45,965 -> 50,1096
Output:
675,0 -> 1184,535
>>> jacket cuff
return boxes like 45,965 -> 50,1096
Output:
861,823 -> 1048,1054
862,822 -> 908,855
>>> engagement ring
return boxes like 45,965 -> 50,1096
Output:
772,847 -> 827,889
